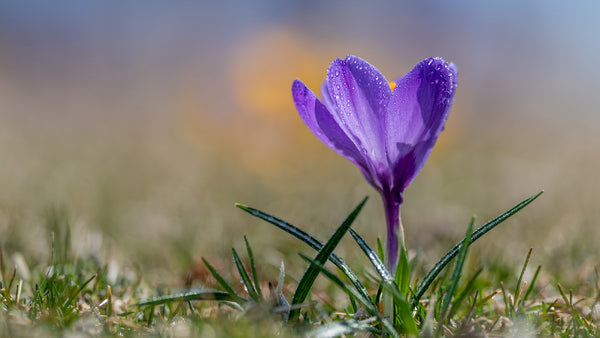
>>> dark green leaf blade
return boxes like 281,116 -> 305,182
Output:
289,197 -> 368,321
236,200 -> 372,305
201,257 -> 246,304
349,229 -> 393,282
232,248 -> 259,302
378,278 -> 419,335
244,236 -> 263,300
438,217 -> 474,332
412,190 -> 543,307
298,253 -> 400,338
136,289 -> 236,307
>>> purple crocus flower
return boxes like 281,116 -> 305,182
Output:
292,55 -> 457,273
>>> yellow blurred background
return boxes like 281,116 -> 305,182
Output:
0,1 -> 598,286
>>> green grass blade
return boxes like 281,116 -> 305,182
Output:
378,278 -> 419,335
394,245 -> 411,329
438,217 -> 474,332
376,237 -> 385,263
236,199 -> 373,305
289,197 -> 368,321
349,229 -> 393,282
63,273 -> 96,309
244,236 -> 263,300
447,268 -> 482,321
201,257 -> 246,304
521,265 -> 541,305
395,245 -> 410,297
232,248 -> 259,302
412,190 -> 543,307
136,289 -> 237,307
298,253 -> 400,338
557,284 -> 594,334
514,248 -> 532,308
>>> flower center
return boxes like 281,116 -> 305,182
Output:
389,81 -> 397,91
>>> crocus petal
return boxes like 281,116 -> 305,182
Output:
320,80 -> 337,115
385,57 -> 457,192
326,56 -> 392,170
291,79 -> 371,176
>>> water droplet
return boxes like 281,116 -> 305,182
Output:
335,71 -> 340,76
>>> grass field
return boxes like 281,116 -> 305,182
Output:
1,117 -> 599,336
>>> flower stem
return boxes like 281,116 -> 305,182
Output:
381,193 -> 404,336
382,193 -> 404,276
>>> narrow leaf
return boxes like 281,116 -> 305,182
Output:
236,199 -> 373,305
377,237 -> 385,264
136,289 -> 236,307
349,229 -> 393,282
521,265 -> 541,305
514,248 -> 533,307
379,278 -> 419,335
202,257 -> 246,304
289,197 -> 368,321
412,190 -> 543,307
232,248 -> 259,301
244,236 -> 263,299
447,268 -> 483,320
63,274 -> 96,309
395,245 -> 410,297
298,253 -> 400,338
438,217 -> 474,331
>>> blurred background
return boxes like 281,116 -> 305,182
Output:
0,1 -> 598,287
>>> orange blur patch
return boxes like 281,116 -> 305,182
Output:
389,81 -> 397,91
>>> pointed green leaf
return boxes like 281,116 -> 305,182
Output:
289,197 -> 367,321
244,236 -> 263,300
232,248 -> 259,302
349,229 -> 393,282
201,257 -> 246,304
395,245 -> 410,298
447,268 -> 482,321
412,190 -> 543,307
136,289 -> 237,307
236,199 -> 372,305
514,248 -> 532,308
378,278 -> 419,335
298,253 -> 400,338
521,265 -> 541,305
438,217 -> 474,332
